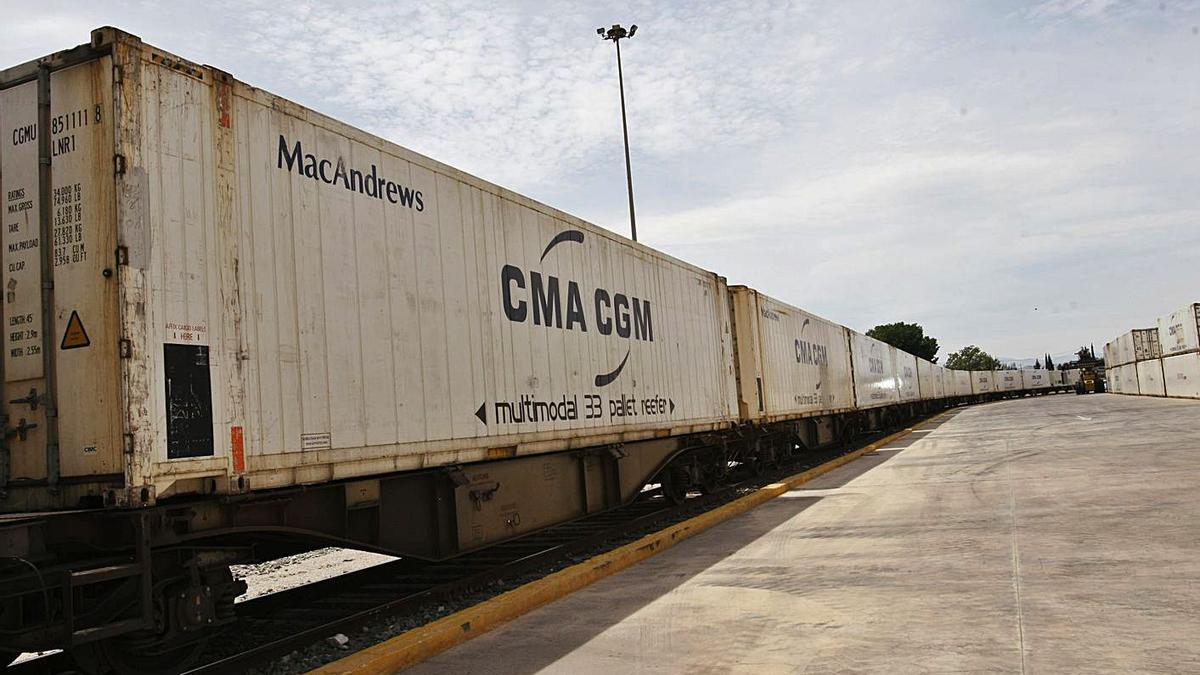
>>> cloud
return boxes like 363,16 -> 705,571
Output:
1,0 -> 1197,360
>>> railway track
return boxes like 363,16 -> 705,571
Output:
7,429 -> 898,675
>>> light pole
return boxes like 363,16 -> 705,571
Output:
597,23 -> 639,242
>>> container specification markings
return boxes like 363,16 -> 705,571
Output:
474,392 -> 676,427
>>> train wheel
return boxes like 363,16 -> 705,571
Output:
661,468 -> 690,505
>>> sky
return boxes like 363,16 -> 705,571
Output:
2,0 -> 1197,362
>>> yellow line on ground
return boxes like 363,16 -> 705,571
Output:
310,410 -> 953,675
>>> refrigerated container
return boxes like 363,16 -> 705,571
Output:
1157,303 -> 1200,357
894,349 -> 920,402
995,370 -> 1021,392
971,370 -> 994,395
729,287 -> 854,421
950,369 -> 972,397
1135,359 -> 1166,397
1162,353 -> 1200,398
916,359 -> 936,400
1022,369 -> 1050,389
849,332 -> 899,408
1106,329 -> 1161,367
1109,363 -> 1138,394
0,28 -> 739,512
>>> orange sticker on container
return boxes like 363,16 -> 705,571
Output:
231,426 -> 245,473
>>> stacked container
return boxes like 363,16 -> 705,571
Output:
1157,303 -> 1200,399
1103,328 -> 1162,396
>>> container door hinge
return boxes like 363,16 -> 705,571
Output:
119,339 -> 133,359
112,64 -> 123,83
115,246 -> 128,266
123,434 -> 134,457
114,154 -> 126,176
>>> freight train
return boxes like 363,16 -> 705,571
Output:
0,28 -> 1068,672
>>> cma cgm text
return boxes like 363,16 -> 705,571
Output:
277,135 -> 424,211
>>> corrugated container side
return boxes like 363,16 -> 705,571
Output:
1162,352 -> 1200,398
971,370 -> 993,394
894,349 -> 920,402
849,331 -> 899,408
1157,303 -> 1200,357
728,287 -> 855,421
932,365 -> 947,398
1135,359 -> 1166,397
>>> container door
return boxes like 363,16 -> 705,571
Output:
1,58 -> 121,495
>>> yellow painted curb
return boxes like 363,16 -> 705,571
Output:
311,410 -> 952,674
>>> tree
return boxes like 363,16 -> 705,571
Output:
945,345 -> 1002,371
1034,359 -> 1042,369
1045,353 -> 1055,370
866,322 -> 939,362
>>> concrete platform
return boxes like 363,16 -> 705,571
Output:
406,394 -> 1200,674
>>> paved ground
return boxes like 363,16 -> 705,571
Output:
407,393 -> 1200,674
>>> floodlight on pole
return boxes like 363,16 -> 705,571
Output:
597,23 -> 639,242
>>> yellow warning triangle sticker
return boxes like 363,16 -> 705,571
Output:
61,310 -> 90,350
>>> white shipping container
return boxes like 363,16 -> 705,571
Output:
971,370 -> 994,395
996,370 -> 1021,392
1162,352 -> 1200,399
1107,328 -> 1160,367
932,364 -> 947,398
1157,303 -> 1200,357
849,332 -> 899,408
1132,328 -> 1162,361
894,349 -> 920,402
1063,369 -> 1083,386
952,369 -> 973,397
1110,363 -> 1138,395
1135,359 -> 1166,397
1022,369 -> 1050,389
916,359 -> 936,400
729,287 -> 855,421
0,30 -> 739,510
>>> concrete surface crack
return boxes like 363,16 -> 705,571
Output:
1007,455 -> 1029,674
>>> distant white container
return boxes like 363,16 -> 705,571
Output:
1106,329 -> 1161,367
1110,363 -> 1139,395
728,287 -> 855,421
1135,359 -> 1166,397
849,332 -> 899,408
995,370 -> 1021,392
932,365 -> 947,398
916,359 -> 936,400
971,370 -> 994,395
1162,353 -> 1200,398
1157,303 -> 1200,357
1022,369 -> 1050,389
894,349 -> 920,402
1062,369 -> 1083,386
949,369 -> 972,397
